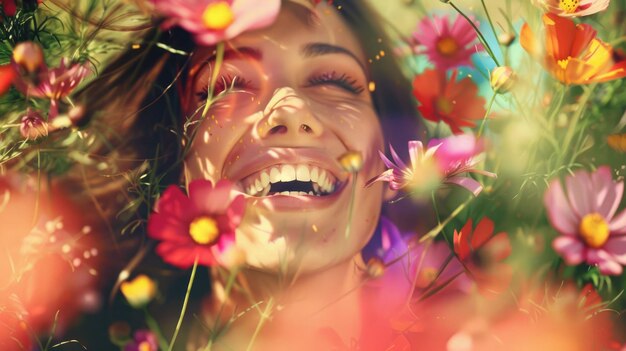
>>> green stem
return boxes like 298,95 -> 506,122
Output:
557,85 -> 595,168
419,197 -> 472,243
448,1 -> 501,66
477,93 -> 497,138
167,257 -> 199,351
344,172 -> 358,238
144,308 -> 169,351
480,0 -> 499,48
201,42 -> 225,120
245,298 -> 274,351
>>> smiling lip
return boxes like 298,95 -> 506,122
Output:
226,147 -> 350,210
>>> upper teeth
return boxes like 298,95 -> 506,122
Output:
243,164 -> 337,196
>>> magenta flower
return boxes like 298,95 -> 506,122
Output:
367,134 -> 496,197
544,166 -> 626,275
13,58 -> 90,119
19,108 -> 48,140
412,14 -> 483,70
147,179 -> 245,269
124,330 -> 158,351
532,0 -> 610,17
152,0 -> 280,46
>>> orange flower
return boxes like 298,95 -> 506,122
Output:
521,13 -> 626,84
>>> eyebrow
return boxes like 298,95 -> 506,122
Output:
301,43 -> 368,76
197,43 -> 368,79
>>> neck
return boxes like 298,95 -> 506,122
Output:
207,256 -> 367,350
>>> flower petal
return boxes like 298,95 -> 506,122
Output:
553,236 -> 585,265
604,236 -> 626,265
587,248 -> 623,275
544,178 -> 579,235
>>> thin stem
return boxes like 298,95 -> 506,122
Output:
480,0 -> 499,48
167,257 -> 199,351
144,308 -> 169,351
448,1 -> 501,66
419,197 -> 472,243
245,298 -> 274,351
344,172 -> 358,238
477,93 -> 497,138
201,42 -> 225,120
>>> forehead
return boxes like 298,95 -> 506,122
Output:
194,4 -> 366,65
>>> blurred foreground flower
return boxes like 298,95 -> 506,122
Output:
13,58 -> 90,119
0,64 -> 16,96
521,13 -> 626,84
0,0 -> 16,16
531,0 -> 610,17
544,166 -> 626,275
124,330 -> 158,351
607,133 -> 626,152
152,0 -> 281,46
147,179 -> 245,269
412,14 -> 483,70
12,41 -> 45,76
453,217 -> 512,295
413,69 -> 486,134
19,108 -> 48,140
120,274 -> 156,308
367,135 -> 496,197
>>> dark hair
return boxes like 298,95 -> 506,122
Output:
69,0 -> 421,235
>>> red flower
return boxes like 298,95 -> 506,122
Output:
147,179 -> 245,269
1,0 -> 17,16
0,64 -> 16,96
453,217 -> 512,295
413,69 -> 486,134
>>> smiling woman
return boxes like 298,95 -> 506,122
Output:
69,1 -> 421,350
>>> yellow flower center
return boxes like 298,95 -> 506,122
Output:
435,97 -> 454,115
415,267 -> 439,288
138,341 -> 153,351
202,2 -> 235,30
436,37 -> 459,57
189,216 -> 219,244
559,0 -> 580,13
579,213 -> 610,248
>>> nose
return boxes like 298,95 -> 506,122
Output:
257,87 -> 323,139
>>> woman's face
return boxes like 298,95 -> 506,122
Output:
185,3 -> 386,274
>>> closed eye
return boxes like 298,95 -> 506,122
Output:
305,71 -> 364,94
196,75 -> 253,100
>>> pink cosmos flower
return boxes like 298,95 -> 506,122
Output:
544,166 -> 626,275
532,0 -> 610,17
367,134 -> 496,197
13,58 -> 90,119
152,0 -> 280,46
147,179 -> 245,269
412,14 -> 483,70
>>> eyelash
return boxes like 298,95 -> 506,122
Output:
195,71 -> 364,100
306,71 -> 364,94
196,74 -> 251,100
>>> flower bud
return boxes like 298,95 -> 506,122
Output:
366,257 -> 386,278
607,133 -> 626,153
120,274 -> 157,308
338,151 -> 363,173
20,109 -> 48,140
12,42 -> 45,75
0,64 -> 16,96
490,66 -> 516,94
497,32 -> 516,47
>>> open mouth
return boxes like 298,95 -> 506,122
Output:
241,164 -> 342,197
